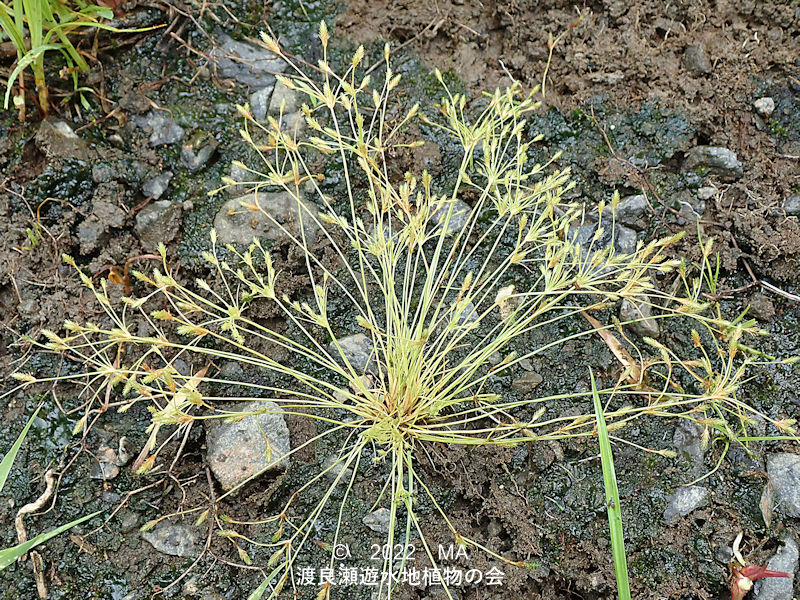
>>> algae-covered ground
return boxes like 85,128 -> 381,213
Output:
0,1 -> 799,599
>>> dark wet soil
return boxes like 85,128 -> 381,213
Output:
1,1 -> 799,599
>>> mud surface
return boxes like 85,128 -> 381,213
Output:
0,1 -> 799,599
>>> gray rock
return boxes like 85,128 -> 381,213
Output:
210,34 -> 286,89
142,523 -> 200,558
181,134 -> 217,173
696,186 -> 718,201
213,191 -> 319,245
784,195 -> 800,216
77,216 -> 106,254
663,485 -> 709,523
754,97 -> 776,118
92,163 -> 116,183
92,199 -> 126,229
603,194 -> 650,231
673,419 -> 706,464
268,79 -> 304,132
329,333 -> 377,375
767,453 -> 800,517
133,110 -> 185,147
569,222 -> 638,255
35,118 -> 90,161
753,534 -> 798,600
90,446 -> 121,480
182,145 -> 216,172
683,146 -> 743,179
321,453 -> 354,482
134,200 -> 183,248
748,293 -> 776,322
206,400 -> 291,490
432,199 -> 471,235
363,508 -> 391,534
250,85 -> 274,122
142,171 -> 173,200
653,17 -> 684,36
620,299 -> 659,337
675,189 -> 706,219
682,43 -> 712,74
512,371 -> 544,392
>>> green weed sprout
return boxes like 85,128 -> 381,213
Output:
0,406 -> 100,569
0,0 -> 128,117
14,23 -> 796,599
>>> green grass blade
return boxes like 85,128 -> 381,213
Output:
0,510 -> 101,570
0,406 -> 41,493
591,370 -> 631,600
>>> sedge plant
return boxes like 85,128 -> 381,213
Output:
12,23 -> 797,599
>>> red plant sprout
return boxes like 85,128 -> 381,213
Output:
730,563 -> 791,600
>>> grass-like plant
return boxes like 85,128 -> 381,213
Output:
0,0 -> 122,117
12,23 -> 797,599
0,406 -> 100,569
592,371 -> 631,600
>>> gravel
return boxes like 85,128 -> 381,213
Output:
205,400 -> 291,490
213,191 -> 320,245
134,200 -> 183,248
683,146 -> 743,180
767,453 -> 800,517
663,485 -> 709,523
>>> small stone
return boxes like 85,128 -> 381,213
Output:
92,199 -> 126,229
92,163 -> 116,183
604,194 -> 649,231
268,79 -> 305,132
77,216 -> 106,254
754,97 -> 776,118
181,145 -> 216,172
431,199 -> 471,235
205,400 -> 291,490
512,371 -> 544,392
250,86 -> 275,122
673,420 -> 706,464
784,195 -> 800,216
663,485 -> 709,523
213,191 -> 319,245
142,523 -> 200,558
227,162 -> 251,193
134,200 -> 182,248
620,299 -> 659,337
696,186 -> 718,201
321,454 -> 353,482
108,134 -> 125,148
748,293 -> 776,322
653,17 -> 684,35
362,508 -> 391,534
767,453 -> 800,517
181,133 -> 217,173
133,110 -> 185,147
210,34 -> 286,88
682,43 -> 712,74
35,118 -> 90,161
329,333 -> 376,375
142,171 -> 173,200
753,534 -> 798,600
570,222 -> 638,255
683,146 -> 743,180
90,446 -> 121,480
